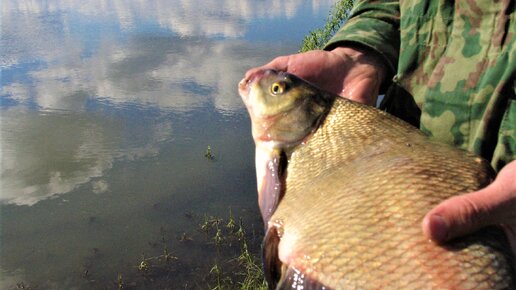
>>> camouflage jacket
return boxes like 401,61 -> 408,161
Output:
325,0 -> 515,172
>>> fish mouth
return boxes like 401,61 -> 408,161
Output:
238,69 -> 279,100
238,70 -> 260,100
238,77 -> 251,99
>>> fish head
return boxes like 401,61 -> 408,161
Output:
239,69 -> 300,119
239,69 -> 335,226
238,69 -> 334,149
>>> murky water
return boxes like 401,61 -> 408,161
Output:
1,1 -> 336,289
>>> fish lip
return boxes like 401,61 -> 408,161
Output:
238,69 -> 279,99
238,70 -> 262,99
238,77 -> 251,98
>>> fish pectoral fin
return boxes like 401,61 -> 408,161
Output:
256,147 -> 287,225
277,267 -> 333,290
263,226 -> 283,289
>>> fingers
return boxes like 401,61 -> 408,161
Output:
244,55 -> 290,80
264,55 -> 290,72
244,51 -> 328,81
422,160 -> 516,244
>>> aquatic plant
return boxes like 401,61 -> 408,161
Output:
204,145 -> 215,160
16,282 -> 35,290
226,208 -> 237,232
137,254 -> 150,273
300,0 -> 354,52
200,213 -> 211,233
234,218 -> 246,241
13,209 -> 265,289
209,263 -> 234,289
116,273 -> 124,290
236,231 -> 267,289
204,211 -> 266,288
213,225 -> 224,246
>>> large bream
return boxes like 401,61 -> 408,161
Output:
239,69 -> 515,289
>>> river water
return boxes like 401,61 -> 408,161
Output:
1,1 -> 336,289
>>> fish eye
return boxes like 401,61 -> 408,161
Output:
270,81 -> 287,95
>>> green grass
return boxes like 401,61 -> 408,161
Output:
205,215 -> 267,290
300,0 -> 354,52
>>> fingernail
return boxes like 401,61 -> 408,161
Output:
428,214 -> 448,242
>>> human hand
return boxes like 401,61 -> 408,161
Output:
244,46 -> 388,106
422,160 -> 516,255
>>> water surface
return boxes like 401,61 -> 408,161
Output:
1,1 -> 336,288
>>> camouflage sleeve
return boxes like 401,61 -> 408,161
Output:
324,0 -> 400,76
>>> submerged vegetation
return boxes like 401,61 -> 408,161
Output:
114,210 -> 266,289
300,0 -> 354,52
14,210 -> 266,290
204,145 -> 215,160
202,212 -> 267,290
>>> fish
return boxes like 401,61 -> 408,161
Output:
238,69 -> 515,289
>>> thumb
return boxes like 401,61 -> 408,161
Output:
422,189 -> 498,243
422,160 -> 516,244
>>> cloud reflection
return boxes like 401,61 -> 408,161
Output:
0,35 -> 266,205
0,107 -> 173,206
2,0 -> 335,112
2,0 -> 333,37
2,8 -> 297,113
3,35 -> 286,113
1,0 -> 334,206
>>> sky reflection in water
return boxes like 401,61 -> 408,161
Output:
1,0 -> 335,288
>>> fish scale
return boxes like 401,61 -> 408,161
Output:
238,69 -> 515,289
274,100 -> 511,289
